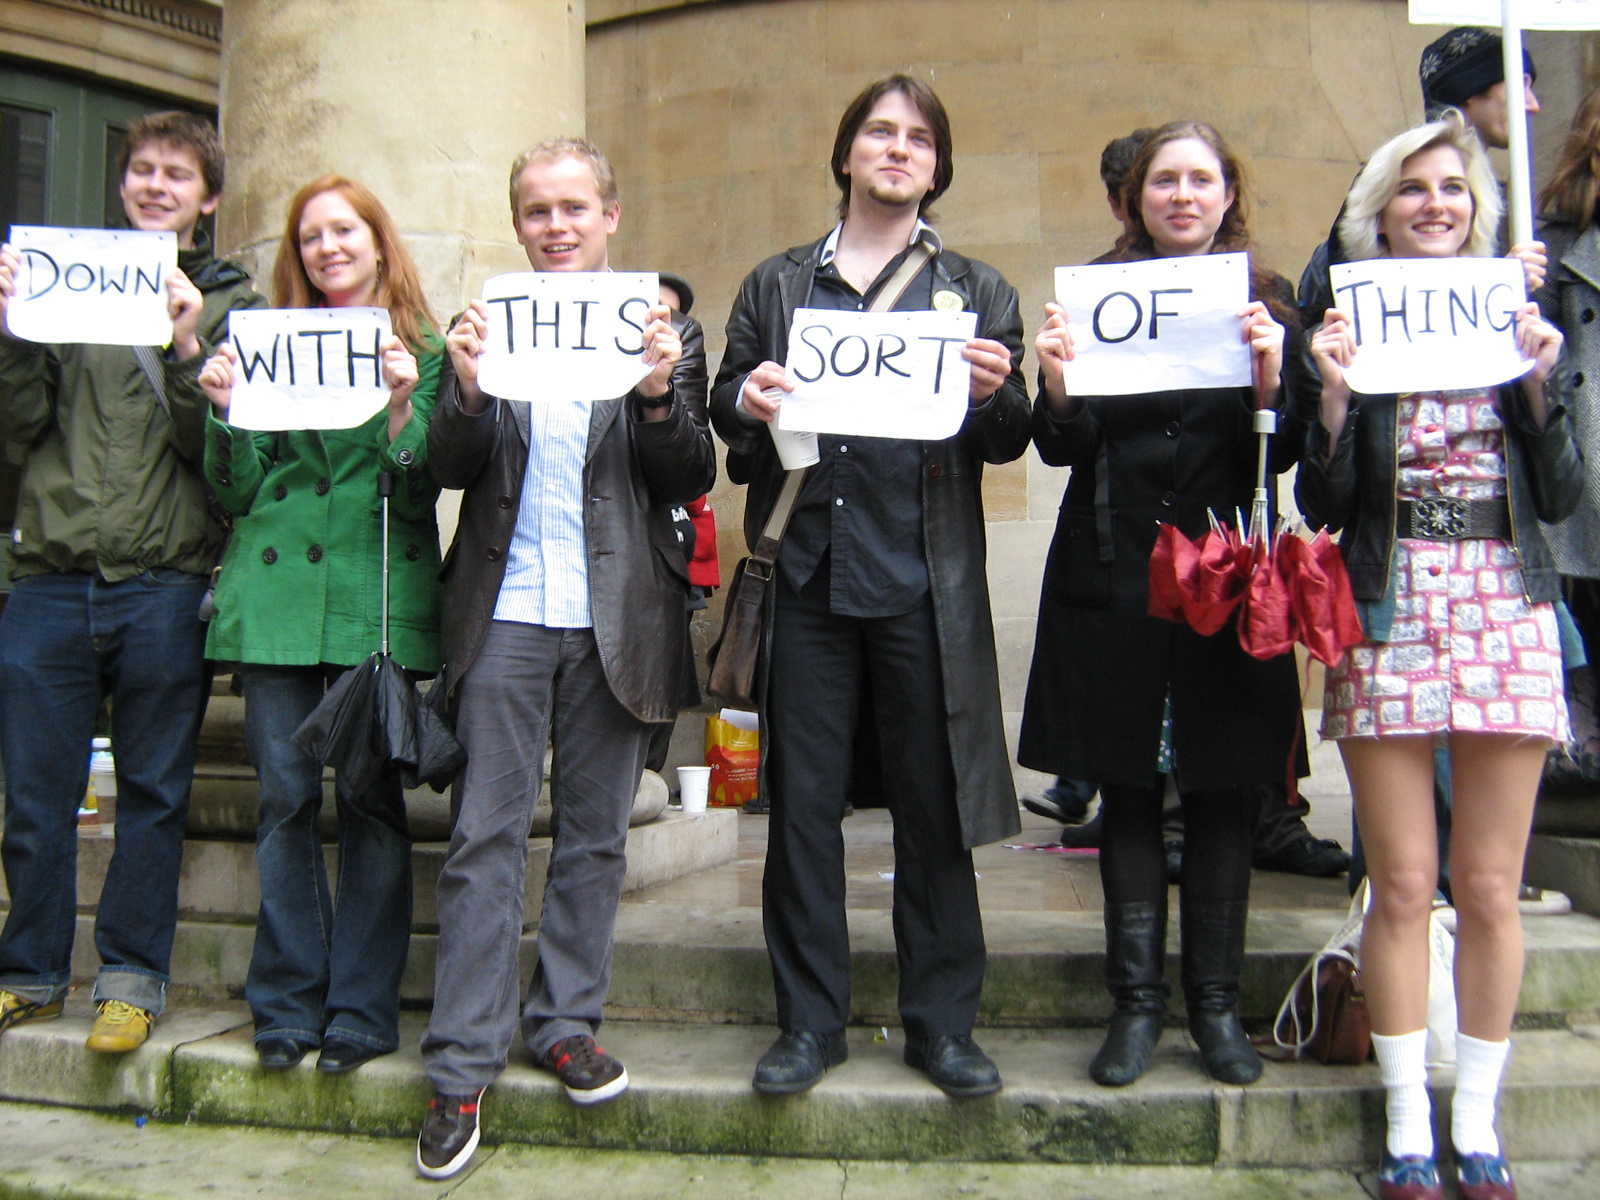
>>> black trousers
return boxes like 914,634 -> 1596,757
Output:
762,569 -> 985,1041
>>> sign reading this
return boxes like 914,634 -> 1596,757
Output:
776,307 -> 978,441
1328,257 -> 1534,394
4,226 -> 176,346
224,307 -> 394,431
476,271 -> 657,403
1053,252 -> 1251,396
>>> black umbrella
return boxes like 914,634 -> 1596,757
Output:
291,472 -> 465,797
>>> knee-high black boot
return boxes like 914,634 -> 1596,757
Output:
1089,899 -> 1169,1087
1180,898 -> 1262,1084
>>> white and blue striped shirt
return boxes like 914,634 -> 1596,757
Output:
491,399 -> 593,628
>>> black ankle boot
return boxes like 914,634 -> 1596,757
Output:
1089,899 -> 1169,1087
1180,898 -> 1262,1084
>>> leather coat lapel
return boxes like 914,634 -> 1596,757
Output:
587,397 -> 621,462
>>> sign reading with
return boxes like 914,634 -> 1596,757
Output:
224,307 -> 394,431
4,226 -> 176,346
1328,257 -> 1533,394
1409,1 -> 1600,30
476,271 -> 657,403
1053,252 -> 1251,396
776,307 -> 978,441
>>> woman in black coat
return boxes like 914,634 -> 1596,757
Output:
1019,121 -> 1309,1088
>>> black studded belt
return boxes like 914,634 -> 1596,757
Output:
1395,497 -> 1511,541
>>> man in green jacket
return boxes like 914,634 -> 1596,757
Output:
0,111 -> 263,1053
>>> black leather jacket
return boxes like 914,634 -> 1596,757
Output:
428,313 -> 714,721
710,235 -> 1029,848
1295,342 -> 1583,607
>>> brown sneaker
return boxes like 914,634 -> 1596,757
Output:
541,1035 -> 629,1105
86,999 -> 152,1053
0,989 -> 63,1037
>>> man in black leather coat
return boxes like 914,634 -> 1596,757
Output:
711,74 -> 1029,1099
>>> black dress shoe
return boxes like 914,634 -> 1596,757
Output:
904,1034 -> 1002,1097
1252,833 -> 1350,878
316,1038 -> 386,1075
752,1030 -> 846,1094
256,1037 -> 308,1071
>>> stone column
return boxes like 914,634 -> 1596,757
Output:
217,0 -> 585,318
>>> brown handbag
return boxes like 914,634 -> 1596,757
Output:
1264,885 -> 1373,1065
706,240 -> 937,710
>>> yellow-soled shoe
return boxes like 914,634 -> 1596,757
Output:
0,989 -> 64,1036
86,999 -> 152,1053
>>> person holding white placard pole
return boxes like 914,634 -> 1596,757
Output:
0,112 -> 263,1055
194,175 -> 443,1076
1021,121 -> 1310,1090
1298,114 -> 1580,1200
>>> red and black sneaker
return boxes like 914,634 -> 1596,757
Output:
415,1088 -> 484,1180
542,1035 -> 629,1104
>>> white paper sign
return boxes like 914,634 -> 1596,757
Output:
1328,257 -> 1533,394
476,271 -> 656,403
1410,0 -> 1600,29
224,307 -> 393,431
776,308 -> 978,441
1053,253 -> 1251,396
4,226 -> 175,346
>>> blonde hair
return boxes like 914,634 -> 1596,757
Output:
507,138 -> 618,217
1338,111 -> 1501,261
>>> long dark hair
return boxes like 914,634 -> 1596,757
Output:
1539,86 -> 1600,226
1114,121 -> 1297,328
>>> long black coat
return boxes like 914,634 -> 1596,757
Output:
1018,299 -> 1311,793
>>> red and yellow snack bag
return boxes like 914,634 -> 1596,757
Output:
705,712 -> 759,807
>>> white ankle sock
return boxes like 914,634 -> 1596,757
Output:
1373,1030 -> 1433,1158
1452,1033 -> 1510,1157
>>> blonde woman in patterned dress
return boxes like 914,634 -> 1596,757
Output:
1297,113 -> 1582,1200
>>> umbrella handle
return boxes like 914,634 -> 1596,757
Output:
378,471 -> 394,657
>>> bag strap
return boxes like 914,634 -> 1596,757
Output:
133,345 -> 170,415
751,238 -> 938,564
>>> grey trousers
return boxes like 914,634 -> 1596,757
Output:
421,621 -> 651,1094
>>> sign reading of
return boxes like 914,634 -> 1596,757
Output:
4,226 -> 176,347
776,307 -> 978,441
476,271 -> 657,403
1328,257 -> 1533,394
1409,1 -> 1600,30
224,307 -> 394,431
1053,252 -> 1251,396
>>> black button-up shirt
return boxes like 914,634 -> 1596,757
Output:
779,229 -> 942,618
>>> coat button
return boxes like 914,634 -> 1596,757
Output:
1584,309 -> 1595,324
928,464 -> 942,478
396,447 -> 414,466
262,547 -> 278,564
216,472 -> 232,487
315,478 -> 330,496
498,494 -> 513,509
1577,372 -> 1587,387
405,544 -> 421,562
273,484 -> 288,501
1161,491 -> 1176,507
306,544 -> 323,563
1165,422 -> 1180,437
486,546 -> 503,562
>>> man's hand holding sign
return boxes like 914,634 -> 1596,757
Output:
447,271 -> 679,418
1313,257 -> 1563,454
1035,252 -> 1286,416
0,227 -> 208,354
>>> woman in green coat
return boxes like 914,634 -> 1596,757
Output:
195,175 -> 443,1074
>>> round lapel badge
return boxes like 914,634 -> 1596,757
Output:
932,289 -> 963,312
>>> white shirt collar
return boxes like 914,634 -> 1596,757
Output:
818,219 -> 942,266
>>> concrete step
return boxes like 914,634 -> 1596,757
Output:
2,1004 -> 1599,1169
23,1101 -> 1595,1200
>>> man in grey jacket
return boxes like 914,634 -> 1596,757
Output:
416,138 -> 713,1181
712,74 -> 1029,1099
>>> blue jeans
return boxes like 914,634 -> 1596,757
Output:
240,664 -> 412,1051
0,569 -> 210,1015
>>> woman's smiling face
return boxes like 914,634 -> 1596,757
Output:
1380,144 -> 1474,260
1139,136 -> 1234,258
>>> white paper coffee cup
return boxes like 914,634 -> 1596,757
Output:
677,765 -> 712,813
763,388 -> 820,470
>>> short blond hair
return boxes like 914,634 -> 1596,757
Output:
507,138 -> 618,216
1339,111 -> 1501,261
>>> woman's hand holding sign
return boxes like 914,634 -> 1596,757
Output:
1239,299 -> 1284,406
1034,301 -> 1080,419
381,336 -> 419,442
1514,302 -> 1563,426
198,341 -> 238,414
1309,306 -> 1358,456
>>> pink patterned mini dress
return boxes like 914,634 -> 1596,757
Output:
1322,388 -> 1569,743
